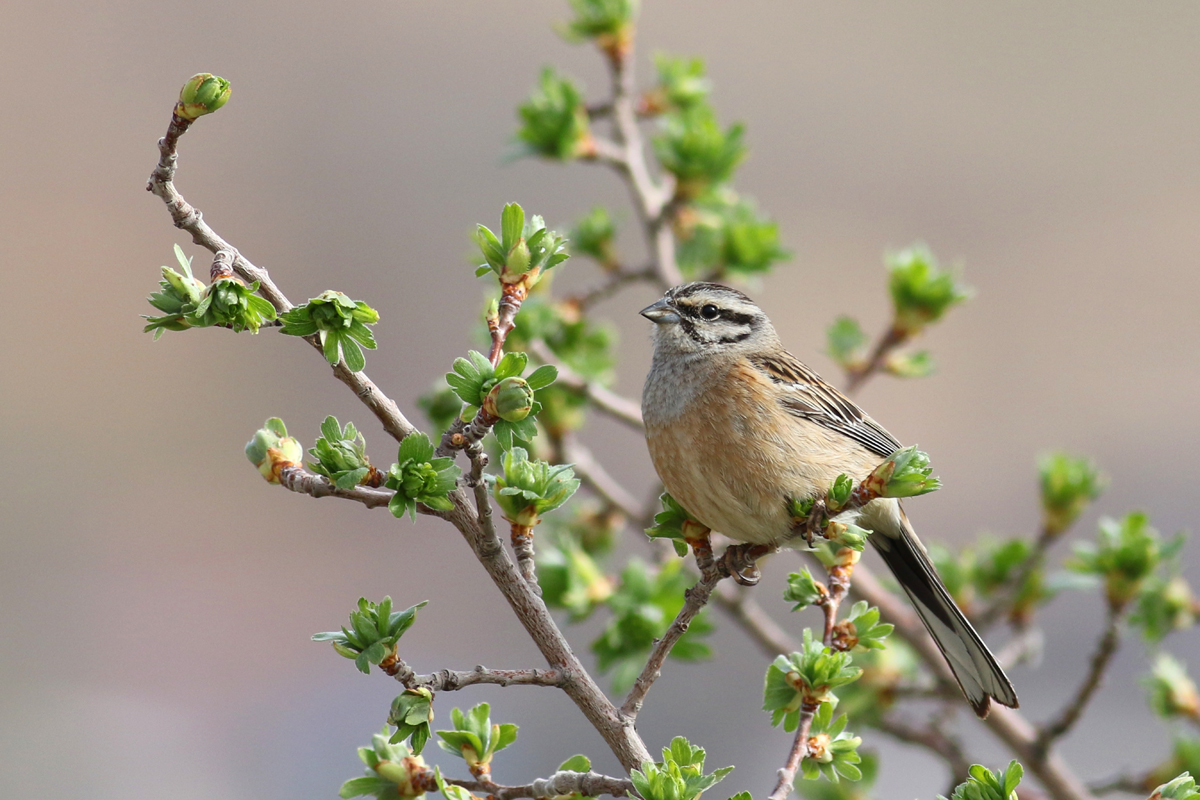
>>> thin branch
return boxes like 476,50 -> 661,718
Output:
571,265 -> 656,311
844,325 -> 907,395
874,713 -> 972,787
844,560 -> 1097,800
529,340 -> 644,429
511,521 -> 540,594
446,770 -> 635,800
767,705 -> 818,800
1035,604 -> 1123,754
388,661 -> 567,691
602,28 -> 680,286
560,434 -> 644,520
713,583 -> 797,655
146,114 -> 418,445
975,521 -> 1063,630
620,535 -> 724,720
277,466 -> 395,510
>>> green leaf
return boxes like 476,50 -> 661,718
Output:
342,337 -> 366,372
526,364 -> 559,390
502,203 -> 526,251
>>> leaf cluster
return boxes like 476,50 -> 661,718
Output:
389,688 -> 435,755
630,736 -> 733,800
675,188 -> 790,279
517,68 -> 592,160
592,559 -> 713,691
939,761 -> 1022,800
436,703 -> 518,773
538,530 -> 614,620
1145,654 -> 1200,721
800,703 -> 863,783
476,203 -> 570,287
144,245 -> 277,336
446,350 -> 557,449
340,728 -> 428,800
309,416 -> 377,489
653,107 -> 745,198
830,601 -> 893,653
312,597 -> 427,675
764,630 -> 862,729
280,290 -> 379,372
561,0 -> 638,44
887,245 -> 971,337
1039,452 -> 1106,536
645,492 -> 708,557
644,54 -> 711,114
868,445 -> 942,499
1069,512 -> 1171,609
1153,773 -> 1200,800
493,446 -> 580,527
569,206 -> 619,270
385,432 -> 461,520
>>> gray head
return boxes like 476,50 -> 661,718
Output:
640,282 -> 778,356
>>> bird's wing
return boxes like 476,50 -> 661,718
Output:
749,352 -> 902,458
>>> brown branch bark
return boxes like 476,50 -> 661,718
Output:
1035,604 -> 1123,754
767,704 -> 818,800
601,31 -> 680,287
844,325 -> 907,395
277,466 -> 394,510
621,536 -> 723,719
389,662 -> 566,691
529,341 -> 644,430
446,770 -> 635,800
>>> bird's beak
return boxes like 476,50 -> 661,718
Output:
640,298 -> 678,324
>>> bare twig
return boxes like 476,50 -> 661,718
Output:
446,770 -> 635,800
621,535 -> 723,719
1035,604 -> 1123,754
146,115 -> 418,445
844,325 -> 907,395
529,340 -> 644,429
388,661 -> 566,691
767,704 -> 818,800
875,713 -> 972,787
277,466 -> 395,510
511,522 -> 540,594
560,434 -> 643,520
601,29 -> 680,287
571,265 -> 656,310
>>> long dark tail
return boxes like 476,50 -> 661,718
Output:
870,509 -> 1019,717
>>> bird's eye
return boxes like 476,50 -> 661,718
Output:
699,304 -> 720,320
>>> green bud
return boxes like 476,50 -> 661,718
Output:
507,240 -> 532,277
1039,452 -> 1106,536
176,73 -> 231,121
244,417 -> 303,484
483,377 -> 534,422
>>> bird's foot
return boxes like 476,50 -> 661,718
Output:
719,543 -> 774,586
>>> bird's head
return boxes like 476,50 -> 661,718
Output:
640,282 -> 777,356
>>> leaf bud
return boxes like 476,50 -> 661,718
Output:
176,73 -> 231,121
483,376 -> 534,422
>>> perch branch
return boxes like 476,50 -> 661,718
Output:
621,535 -> 723,720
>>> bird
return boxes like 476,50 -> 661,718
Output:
639,281 -> 1018,717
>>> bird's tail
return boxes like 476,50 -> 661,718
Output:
869,508 -> 1019,717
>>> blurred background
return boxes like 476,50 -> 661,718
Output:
2,1 -> 1199,797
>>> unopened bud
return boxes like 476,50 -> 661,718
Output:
176,73 -> 231,121
483,376 -> 534,422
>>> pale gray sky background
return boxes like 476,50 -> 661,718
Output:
2,2 -> 1199,798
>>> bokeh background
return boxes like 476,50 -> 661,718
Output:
3,1 -> 1199,797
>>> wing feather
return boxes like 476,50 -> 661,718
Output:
749,353 -> 901,458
